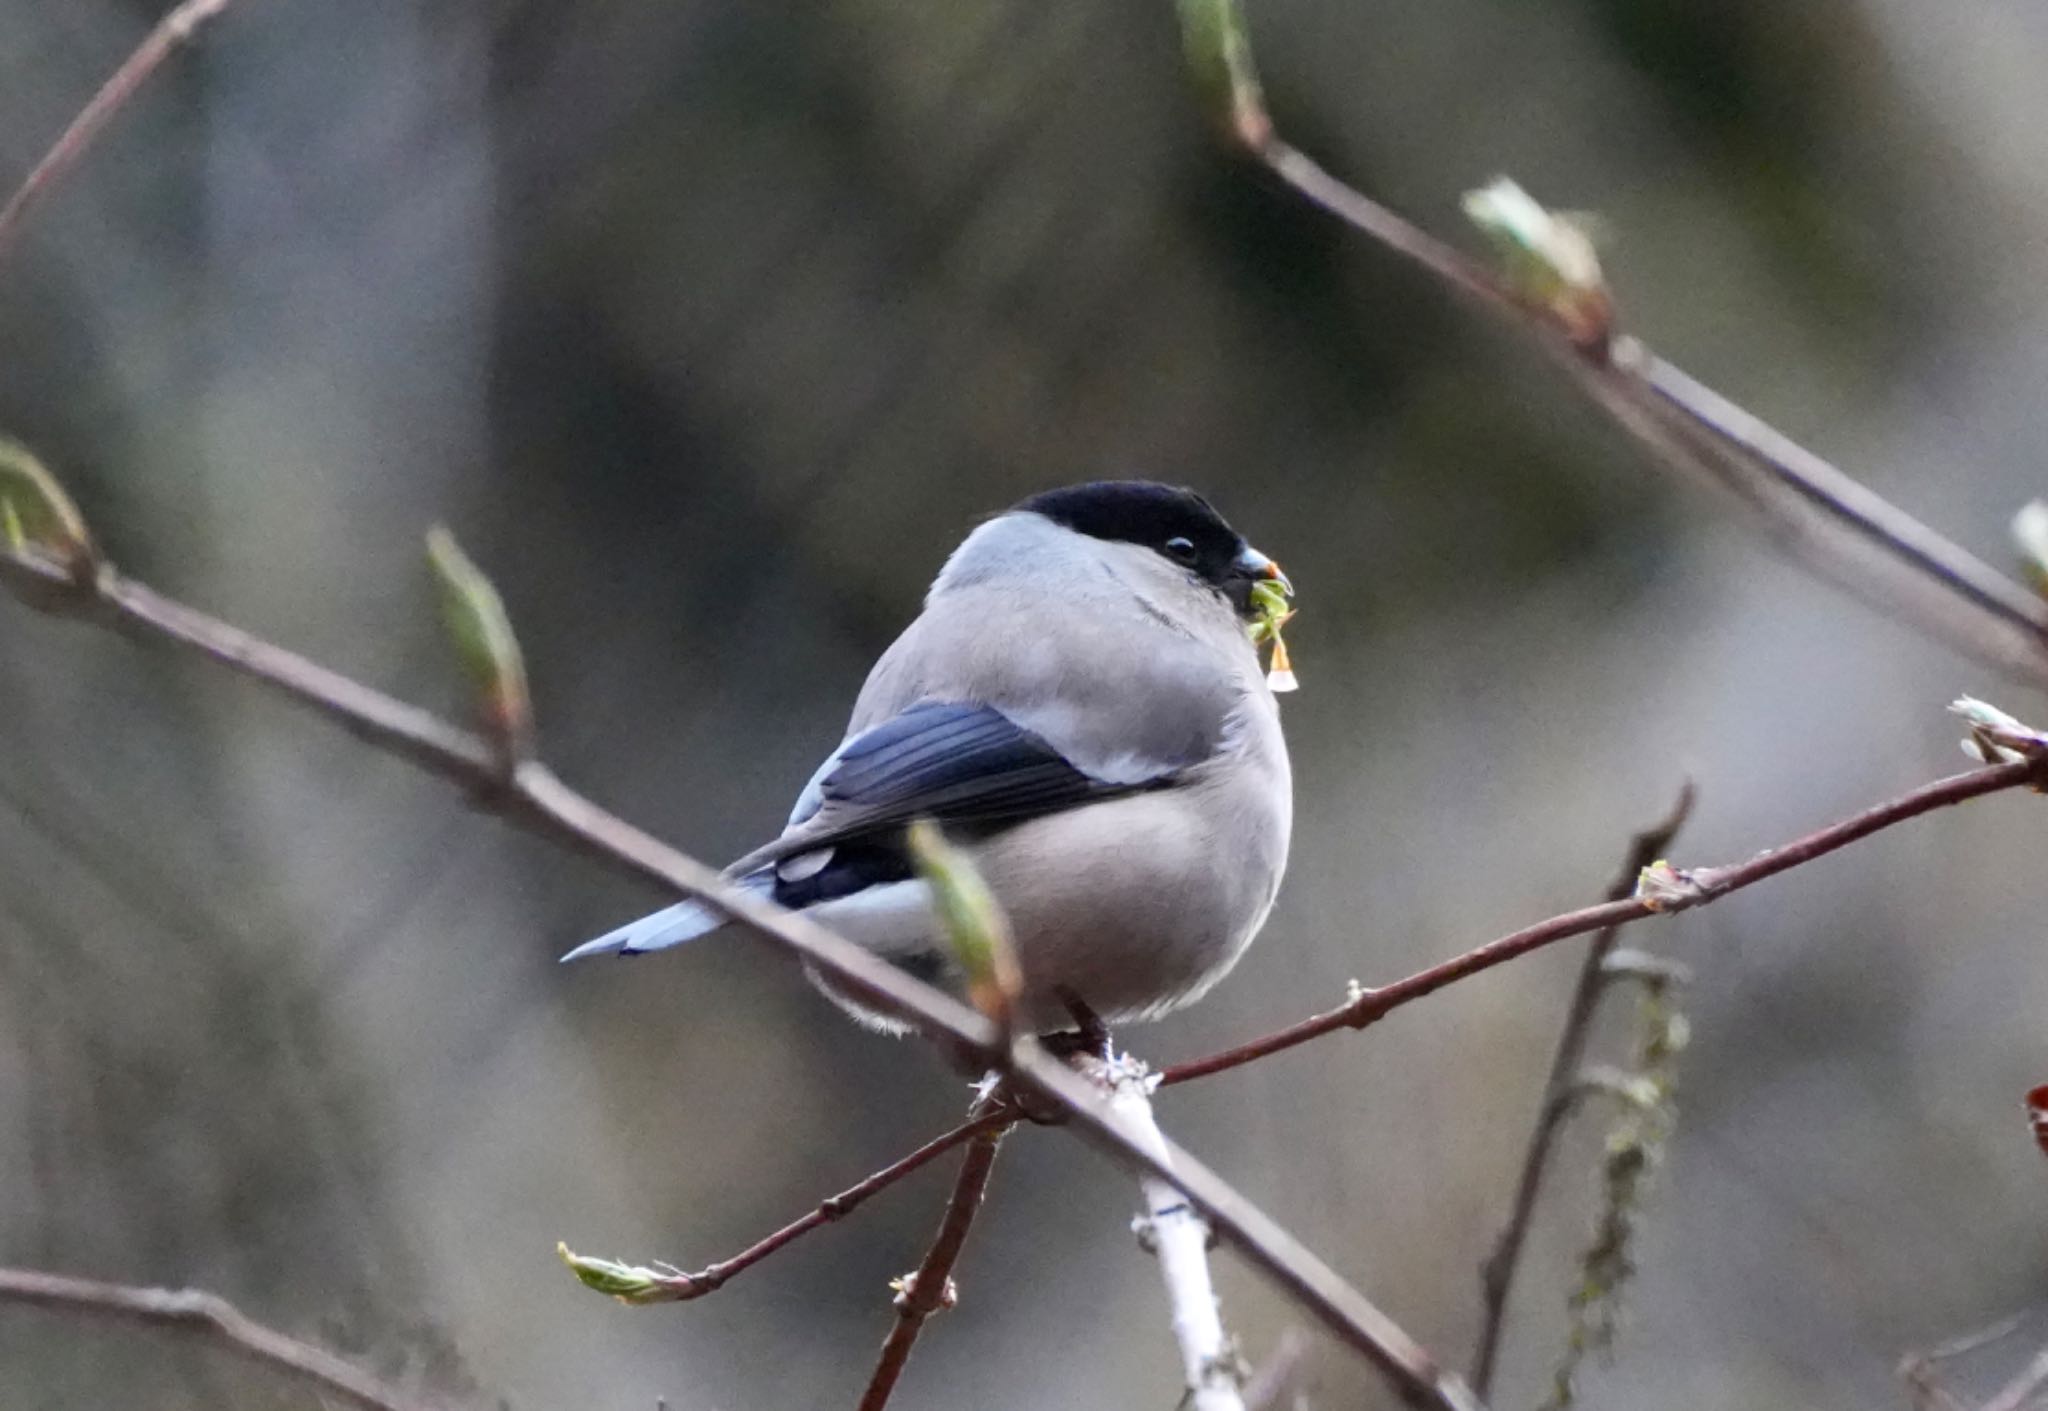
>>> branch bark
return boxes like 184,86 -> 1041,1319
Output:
0,1267 -> 434,1411
567,1109 -> 1019,1304
856,1124 -> 1006,1411
1181,0 -> 2048,688
0,0 -> 241,268
1469,781 -> 1695,1397
1160,756 -> 2042,1087
1107,1058 -> 1246,1411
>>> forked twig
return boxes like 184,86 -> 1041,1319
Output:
562,1109 -> 1017,1304
686,1109 -> 1015,1300
856,1124 -> 1007,1411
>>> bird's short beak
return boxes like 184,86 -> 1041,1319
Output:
1235,545 -> 1293,597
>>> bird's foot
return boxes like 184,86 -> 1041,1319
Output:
1049,986 -> 1114,1063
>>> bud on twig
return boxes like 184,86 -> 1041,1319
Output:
906,819 -> 1022,1034
0,437 -> 97,588
1632,859 -> 1707,912
1172,0 -> 1272,149
1461,178 -> 1615,351
555,1242 -> 701,1305
889,1271 -> 958,1313
426,526 -> 535,769
1949,696 -> 2048,766
2012,501 -> 2048,598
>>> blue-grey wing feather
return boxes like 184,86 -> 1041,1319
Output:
729,700 -> 1187,876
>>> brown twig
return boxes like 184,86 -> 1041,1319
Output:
0,545 -> 1484,1411
1161,755 -> 2043,1087
1188,0 -> 2048,687
0,1267 -> 434,1411
601,1109 -> 1017,1302
0,0 -> 241,269
856,1124 -> 1006,1411
1468,781 -> 1695,1397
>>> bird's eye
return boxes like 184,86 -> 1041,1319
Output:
1164,536 -> 1197,563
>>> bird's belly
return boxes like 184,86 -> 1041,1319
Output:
800,767 -> 1289,1035
972,783 -> 1289,1028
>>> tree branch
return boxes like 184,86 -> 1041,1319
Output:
7,510 -> 2037,1411
856,1124 -> 1006,1411
1160,756 -> 2043,1087
677,1108 -> 1017,1301
564,1109 -> 1018,1303
0,1267 -> 435,1411
0,543 -> 1484,1411
1469,781 -> 1695,1397
1106,1057 -> 1246,1411
1179,0 -> 2048,687
0,0 -> 241,268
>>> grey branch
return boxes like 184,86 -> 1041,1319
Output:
0,1266 -> 438,1411
1105,1055 -> 1247,1411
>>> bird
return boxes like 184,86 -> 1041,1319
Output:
561,480 -> 1294,1036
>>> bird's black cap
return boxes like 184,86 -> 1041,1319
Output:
1016,481 -> 1255,596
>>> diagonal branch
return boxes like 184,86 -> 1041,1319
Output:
0,544 -> 1483,1411
1178,0 -> 2048,687
856,1123 -> 1007,1411
0,1266 -> 437,1411
0,0 -> 242,268
673,1108 -> 1017,1301
566,1109 -> 1018,1303
1469,780 -> 1695,1397
1160,756 -> 2044,1087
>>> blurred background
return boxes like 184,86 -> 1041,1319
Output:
3,1 -> 2048,1407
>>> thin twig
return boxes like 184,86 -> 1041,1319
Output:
1900,1319 -> 2020,1411
621,1109 -> 1017,1301
1984,1349 -> 2048,1411
1161,756 -> 2042,1087
0,546 -> 1485,1411
1900,1356 -> 1974,1411
1193,4 -> 2048,687
1243,1328 -> 1314,1411
856,1124 -> 1006,1411
0,1267 -> 433,1411
1105,1056 -> 1247,1411
1469,781 -> 1695,1397
0,0 -> 240,268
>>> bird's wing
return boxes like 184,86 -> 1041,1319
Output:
741,522 -> 1262,876
727,699 -> 1191,876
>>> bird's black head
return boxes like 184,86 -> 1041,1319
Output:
1015,480 -> 1288,618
